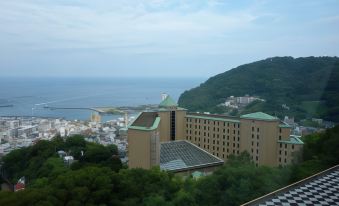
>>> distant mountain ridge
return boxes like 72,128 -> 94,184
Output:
178,56 -> 339,122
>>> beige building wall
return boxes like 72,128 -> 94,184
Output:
239,119 -> 280,166
184,114 -> 302,167
175,110 -> 186,140
158,111 -> 171,142
185,116 -> 241,161
157,109 -> 187,142
128,128 -> 160,169
277,141 -> 303,166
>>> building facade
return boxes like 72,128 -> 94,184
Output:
127,95 -> 303,170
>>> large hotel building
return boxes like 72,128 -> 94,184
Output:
127,95 -> 303,173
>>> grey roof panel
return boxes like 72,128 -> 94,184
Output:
160,140 -> 224,172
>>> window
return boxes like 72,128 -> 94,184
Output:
257,128 -> 259,132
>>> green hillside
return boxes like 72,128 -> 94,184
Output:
178,56 -> 339,122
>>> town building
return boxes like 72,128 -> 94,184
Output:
127,95 -> 304,171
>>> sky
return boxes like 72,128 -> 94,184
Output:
0,0 -> 339,78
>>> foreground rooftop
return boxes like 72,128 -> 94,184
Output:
242,165 -> 339,206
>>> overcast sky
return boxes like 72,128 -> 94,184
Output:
1,0 -> 338,77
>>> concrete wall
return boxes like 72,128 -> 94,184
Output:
128,128 -> 160,169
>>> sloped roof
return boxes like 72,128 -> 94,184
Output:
128,112 -> 160,131
159,95 -> 178,108
278,135 -> 304,145
241,165 -> 339,206
240,112 -> 278,121
160,140 -> 224,172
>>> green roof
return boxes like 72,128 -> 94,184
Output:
159,95 -> 178,108
278,135 -> 304,145
240,112 -> 278,121
279,123 -> 292,128
186,115 -> 240,123
192,171 -> 204,179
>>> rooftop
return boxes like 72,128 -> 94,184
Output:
159,95 -> 178,108
160,140 -> 224,172
240,112 -> 278,121
242,165 -> 339,206
278,135 -> 304,145
128,112 -> 160,131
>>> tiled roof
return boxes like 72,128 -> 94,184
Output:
159,96 -> 178,107
240,112 -> 278,121
160,140 -> 224,172
241,165 -> 339,206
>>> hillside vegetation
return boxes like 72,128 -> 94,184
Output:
178,56 -> 339,121
1,126 -> 339,205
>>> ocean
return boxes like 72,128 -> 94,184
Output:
0,77 -> 204,121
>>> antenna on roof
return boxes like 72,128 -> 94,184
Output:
161,93 -> 168,101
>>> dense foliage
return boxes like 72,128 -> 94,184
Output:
178,56 -> 339,121
1,126 -> 338,205
1,135 -> 121,183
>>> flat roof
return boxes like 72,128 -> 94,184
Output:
240,112 -> 278,121
241,165 -> 339,206
160,140 -> 224,172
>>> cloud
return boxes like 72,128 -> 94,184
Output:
0,0 -> 338,77
0,0 -> 258,54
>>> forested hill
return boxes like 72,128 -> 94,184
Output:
178,56 -> 339,122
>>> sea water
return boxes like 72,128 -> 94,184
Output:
0,77 -> 204,121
